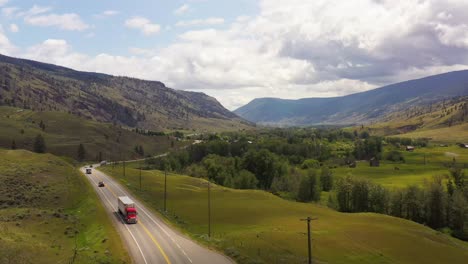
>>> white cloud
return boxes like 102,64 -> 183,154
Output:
25,13 -> 89,31
9,23 -> 18,33
18,6 -> 88,31
95,10 -> 119,18
18,5 -> 52,17
125,16 -> 161,36
176,17 -> 225,27
13,0 -> 468,110
0,25 -> 18,55
0,0 -> 9,7
1,6 -> 18,17
174,4 -> 190,16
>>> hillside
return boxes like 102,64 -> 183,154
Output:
365,96 -> 468,142
0,149 -> 130,263
234,70 -> 468,126
0,106 -> 190,161
100,165 -> 468,264
0,54 -> 251,131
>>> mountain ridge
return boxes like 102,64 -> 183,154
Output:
235,70 -> 468,126
0,54 -> 251,131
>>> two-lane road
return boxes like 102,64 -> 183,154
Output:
81,165 -> 232,264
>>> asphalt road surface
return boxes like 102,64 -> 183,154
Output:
81,165 -> 233,264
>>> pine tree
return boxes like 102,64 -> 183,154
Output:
33,134 -> 46,153
77,143 -> 86,161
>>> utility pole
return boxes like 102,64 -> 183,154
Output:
208,181 -> 211,238
123,160 -> 126,178
300,217 -> 318,264
164,170 -> 167,212
139,159 -> 142,191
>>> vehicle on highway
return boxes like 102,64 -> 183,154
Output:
85,168 -> 92,174
118,196 -> 138,224
100,160 -> 107,166
98,181 -> 105,187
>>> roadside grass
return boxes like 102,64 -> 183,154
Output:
0,149 -> 130,264
100,165 -> 468,264
0,106 -> 188,161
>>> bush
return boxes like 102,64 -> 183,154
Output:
385,150 -> 405,162
301,159 -> 320,169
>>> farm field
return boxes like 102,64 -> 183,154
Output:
100,165 -> 468,264
0,149 -> 130,264
334,145 -> 468,188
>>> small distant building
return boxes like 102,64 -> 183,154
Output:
369,157 -> 380,167
406,146 -> 415,152
459,143 -> 468,149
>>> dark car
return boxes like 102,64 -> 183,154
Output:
98,181 -> 105,187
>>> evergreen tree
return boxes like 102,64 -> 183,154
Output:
11,140 -> 16,150
320,167 -> 333,191
33,134 -> 46,153
77,143 -> 86,161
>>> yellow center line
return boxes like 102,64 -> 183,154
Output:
140,221 -> 172,264
86,167 -> 171,264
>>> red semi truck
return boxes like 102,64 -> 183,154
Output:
118,196 -> 138,224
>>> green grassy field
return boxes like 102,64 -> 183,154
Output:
0,106 -> 188,161
100,165 -> 468,264
0,149 -> 130,264
333,145 -> 468,188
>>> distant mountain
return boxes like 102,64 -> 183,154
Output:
234,71 -> 468,126
0,54 -> 251,130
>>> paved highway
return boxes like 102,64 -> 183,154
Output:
81,165 -> 232,264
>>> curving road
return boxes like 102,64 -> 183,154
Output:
81,165 -> 232,264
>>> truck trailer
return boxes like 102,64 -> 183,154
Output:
118,196 -> 138,224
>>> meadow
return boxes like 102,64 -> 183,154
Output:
0,149 -> 130,264
334,145 -> 468,188
100,165 -> 468,264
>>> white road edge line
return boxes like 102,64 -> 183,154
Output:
85,170 -> 149,264
99,169 -> 194,263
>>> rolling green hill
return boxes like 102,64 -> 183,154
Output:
0,106 -> 190,161
0,54 -> 252,131
0,149 -> 130,264
235,71 -> 468,127
99,165 -> 468,264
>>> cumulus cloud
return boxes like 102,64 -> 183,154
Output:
16,0 -> 468,110
95,10 -> 119,18
125,16 -> 161,36
9,23 -> 18,33
24,13 -> 89,31
174,4 -> 190,16
16,5 -> 88,31
1,7 -> 18,17
176,17 -> 225,27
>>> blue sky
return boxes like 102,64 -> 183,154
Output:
1,0 -> 258,55
1,0 -> 468,110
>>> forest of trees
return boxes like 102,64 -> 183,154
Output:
330,169 -> 468,240
142,129 -> 467,240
